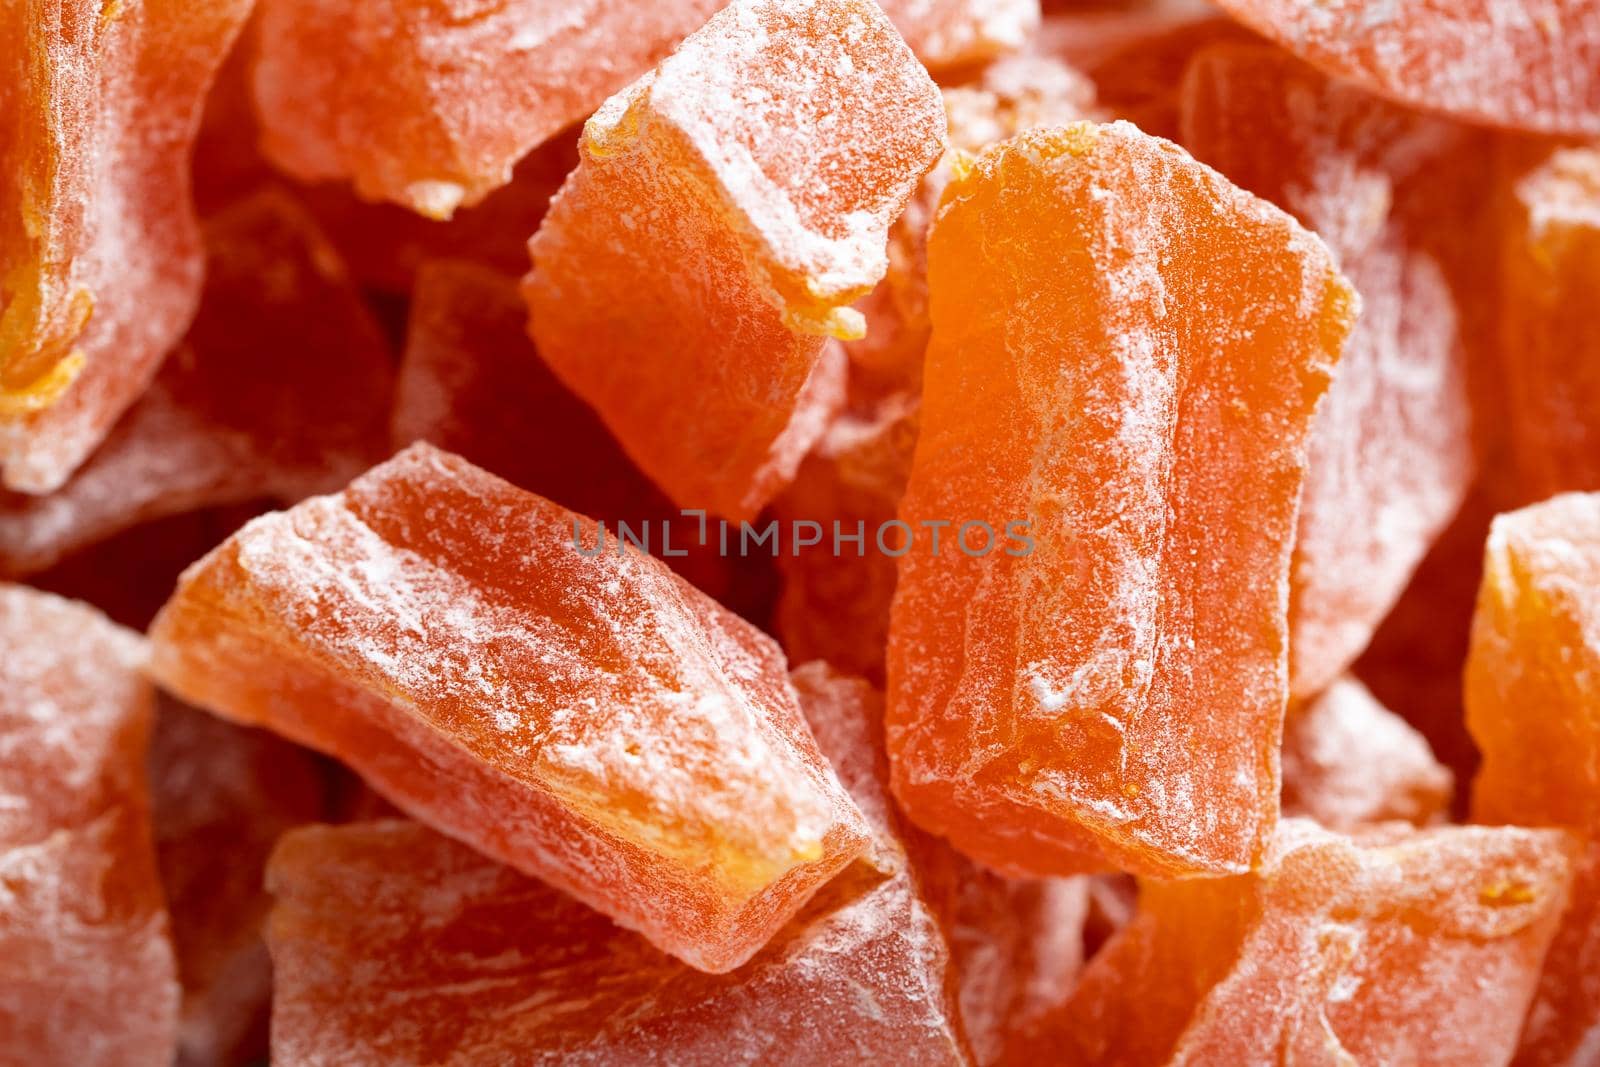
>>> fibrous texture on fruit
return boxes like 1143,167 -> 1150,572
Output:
526,0 -> 947,519
148,443 -> 870,973
887,121 -> 1355,879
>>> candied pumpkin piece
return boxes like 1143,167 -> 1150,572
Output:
150,699 -> 327,1067
526,0 -> 946,520
268,818 -> 964,1066
0,190 -> 394,578
0,584 -> 178,1065
0,0 -> 253,493
1466,494 -> 1600,1064
1281,677 -> 1452,831
1468,494 -> 1600,830
252,0 -> 723,217
1178,44 -> 1475,698
886,121 -> 1355,879
1020,820 -> 1576,1066
1212,0 -> 1600,137
147,443 -> 869,973
1500,147 -> 1600,500
267,665 -> 963,1066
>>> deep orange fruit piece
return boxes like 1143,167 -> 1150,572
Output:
526,0 -> 946,520
1021,820 -> 1576,1066
1466,493 -> 1600,1064
147,443 -> 869,973
0,190 -> 395,578
0,0 -> 253,493
251,0 -> 723,217
1500,147 -> 1600,501
0,584 -> 178,1064
887,121 -> 1355,879
265,663 -> 964,1065
1468,494 -> 1600,832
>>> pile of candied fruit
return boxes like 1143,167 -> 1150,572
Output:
5,0 -> 1600,1064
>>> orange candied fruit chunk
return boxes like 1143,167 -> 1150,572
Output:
0,584 -> 178,1065
251,0 -> 722,218
265,664 -> 964,1065
887,121 -> 1355,879
1468,494 -> 1600,832
0,0 -> 253,493
1500,146 -> 1600,500
1022,819 -> 1576,1066
1212,0 -> 1600,137
0,190 -> 395,578
1467,493 -> 1600,1065
147,443 -> 870,973
526,0 -> 947,520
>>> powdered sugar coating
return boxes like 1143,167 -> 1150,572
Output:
149,443 -> 869,972
0,0 -> 252,493
1028,819 -> 1577,1065
1214,0 -> 1600,136
887,121 -> 1355,879
526,0 -> 946,519
0,584 -> 178,1065
265,666 -> 963,1065
1281,676 -> 1452,830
